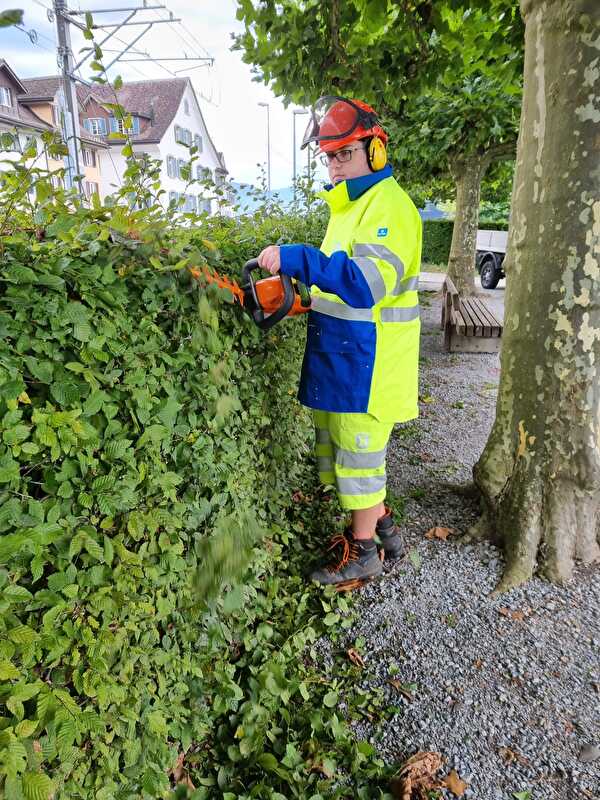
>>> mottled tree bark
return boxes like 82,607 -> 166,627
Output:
447,154 -> 491,295
471,0 -> 600,591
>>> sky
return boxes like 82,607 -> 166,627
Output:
1,0 -> 329,189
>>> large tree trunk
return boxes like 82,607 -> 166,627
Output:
471,0 -> 600,591
446,154 -> 491,295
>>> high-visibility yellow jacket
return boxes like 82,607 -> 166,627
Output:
280,164 -> 421,422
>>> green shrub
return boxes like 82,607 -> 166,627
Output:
0,194 -> 331,797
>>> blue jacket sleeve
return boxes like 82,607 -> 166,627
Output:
279,244 -> 375,308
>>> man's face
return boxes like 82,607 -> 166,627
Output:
325,141 -> 371,185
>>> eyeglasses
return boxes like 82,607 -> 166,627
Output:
318,144 -> 366,167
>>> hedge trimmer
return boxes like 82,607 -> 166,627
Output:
190,258 -> 311,331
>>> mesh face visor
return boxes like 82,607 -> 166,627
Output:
301,96 -> 376,150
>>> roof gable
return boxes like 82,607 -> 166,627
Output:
0,60 -> 26,93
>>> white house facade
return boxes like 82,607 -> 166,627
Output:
81,77 -> 228,213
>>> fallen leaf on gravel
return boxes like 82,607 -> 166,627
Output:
425,526 -> 453,541
443,769 -> 468,797
498,607 -> 526,621
387,679 -> 414,701
579,743 -> 600,763
419,394 -> 435,404
408,548 -> 422,573
473,658 -> 484,669
346,648 -> 365,668
390,751 -> 443,800
498,746 -> 529,766
512,792 -> 531,800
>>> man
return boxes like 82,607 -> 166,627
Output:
258,96 -> 421,587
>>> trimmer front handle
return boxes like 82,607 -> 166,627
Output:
242,258 -> 297,331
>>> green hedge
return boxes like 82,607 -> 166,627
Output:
0,202 -> 331,797
421,219 -> 454,265
421,218 -> 509,265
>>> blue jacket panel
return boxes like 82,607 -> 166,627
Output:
298,310 -> 376,413
279,244 -> 374,308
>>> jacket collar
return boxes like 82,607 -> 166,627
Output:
317,164 -> 393,211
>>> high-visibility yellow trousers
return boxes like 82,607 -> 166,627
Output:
313,410 -> 394,511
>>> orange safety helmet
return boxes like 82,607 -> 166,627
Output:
301,95 -> 388,153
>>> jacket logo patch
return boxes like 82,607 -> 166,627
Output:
355,433 -> 370,450
377,227 -> 388,237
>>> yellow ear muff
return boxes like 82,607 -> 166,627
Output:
367,136 -> 387,171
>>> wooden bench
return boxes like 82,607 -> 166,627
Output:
441,276 -> 503,353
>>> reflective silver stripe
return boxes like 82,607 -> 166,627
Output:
334,446 -> 387,470
380,306 -> 420,323
352,256 -> 387,304
400,276 -> 420,293
316,428 -> 330,444
337,474 -> 387,496
312,296 -> 373,322
353,243 -> 405,295
317,456 -> 334,473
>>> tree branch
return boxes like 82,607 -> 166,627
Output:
485,139 -> 518,161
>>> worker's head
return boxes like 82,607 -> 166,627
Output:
301,96 -> 388,185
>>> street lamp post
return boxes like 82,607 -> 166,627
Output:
292,109 -> 308,201
258,102 -> 271,194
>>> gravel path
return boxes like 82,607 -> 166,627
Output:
338,292 -> 600,799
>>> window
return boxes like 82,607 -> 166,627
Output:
168,190 -> 178,205
175,126 -> 193,146
199,197 -> 211,214
84,118 -> 107,136
193,134 -> 203,153
84,181 -> 99,200
0,87 -> 12,107
177,158 -> 188,180
108,116 -> 140,135
166,155 -> 177,178
184,99 -> 189,115
50,174 -> 63,189
82,148 -> 96,167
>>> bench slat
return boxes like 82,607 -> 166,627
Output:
459,299 -> 480,336
463,298 -> 491,336
452,307 -> 468,336
470,296 -> 502,335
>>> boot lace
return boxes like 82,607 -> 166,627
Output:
324,531 -> 360,574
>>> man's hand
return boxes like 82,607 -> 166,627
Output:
257,245 -> 281,275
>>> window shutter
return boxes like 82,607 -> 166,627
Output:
132,116 -> 140,135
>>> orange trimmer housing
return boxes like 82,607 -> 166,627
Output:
192,258 -> 311,330
242,259 -> 311,329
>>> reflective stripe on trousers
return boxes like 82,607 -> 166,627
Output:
313,410 -> 393,510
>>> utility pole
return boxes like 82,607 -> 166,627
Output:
54,0 -> 83,193
50,2 -> 211,198
292,108 -> 308,201
258,101 -> 271,193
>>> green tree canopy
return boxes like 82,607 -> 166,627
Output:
235,0 -> 524,291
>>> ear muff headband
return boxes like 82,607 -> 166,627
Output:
367,136 -> 387,172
